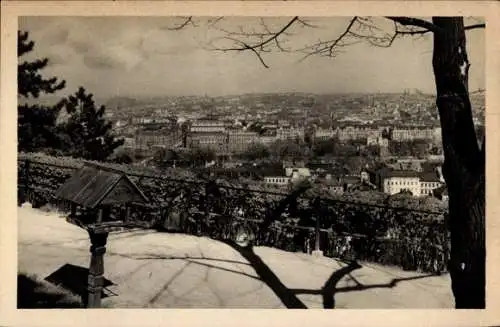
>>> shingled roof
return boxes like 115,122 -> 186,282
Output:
55,163 -> 149,209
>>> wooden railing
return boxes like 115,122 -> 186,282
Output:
17,156 -> 450,274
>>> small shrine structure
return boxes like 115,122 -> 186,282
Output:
55,162 -> 149,308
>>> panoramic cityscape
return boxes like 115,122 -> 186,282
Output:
16,16 -> 485,309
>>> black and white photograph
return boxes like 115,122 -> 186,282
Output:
2,2 -> 494,317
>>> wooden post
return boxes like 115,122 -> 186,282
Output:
125,206 -> 131,222
315,215 -> 320,252
97,207 -> 110,224
86,231 -> 109,308
24,160 -> 31,204
312,198 -> 323,257
97,209 -> 104,223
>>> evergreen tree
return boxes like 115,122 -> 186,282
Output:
59,87 -> 124,161
18,31 -> 66,152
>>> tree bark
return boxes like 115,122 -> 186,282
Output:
431,17 -> 485,309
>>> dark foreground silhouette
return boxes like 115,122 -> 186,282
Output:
17,273 -> 83,308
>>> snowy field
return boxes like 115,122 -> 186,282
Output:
18,206 -> 454,308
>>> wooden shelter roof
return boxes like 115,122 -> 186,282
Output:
55,163 -> 149,209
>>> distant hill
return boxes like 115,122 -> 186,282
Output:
104,96 -> 141,110
72,91 -> 486,117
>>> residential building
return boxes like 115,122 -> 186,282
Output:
391,125 -> 435,141
367,136 -> 388,147
314,128 -> 336,141
342,175 -> 362,191
336,124 -> 380,141
262,166 -> 290,187
258,135 -> 277,145
366,136 -> 390,156
190,120 -> 226,133
262,123 -> 279,130
131,117 -> 154,125
419,172 -> 443,196
187,131 -> 228,154
370,167 -> 444,196
433,185 -> 449,201
285,167 -> 311,182
427,154 -> 445,162
276,127 -> 305,141
382,170 -> 421,195
323,179 -> 344,194
135,130 -> 180,149
264,176 -> 291,186
278,120 -> 291,128
227,131 -> 260,154
388,160 -> 423,172
432,127 -> 442,143
379,140 -> 390,157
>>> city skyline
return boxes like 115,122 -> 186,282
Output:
19,16 -> 485,99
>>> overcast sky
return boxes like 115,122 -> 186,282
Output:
19,16 -> 485,99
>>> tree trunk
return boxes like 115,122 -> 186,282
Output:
431,17 -> 485,309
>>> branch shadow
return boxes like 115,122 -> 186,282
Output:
106,251 -> 259,281
221,239 -> 308,309
106,241 -> 440,309
120,253 -> 250,267
147,262 -> 192,305
290,261 -> 439,308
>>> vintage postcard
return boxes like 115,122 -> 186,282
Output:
1,1 -> 499,327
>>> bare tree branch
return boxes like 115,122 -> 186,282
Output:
396,28 -> 432,36
297,17 -> 359,59
295,17 -> 320,28
297,17 -> 404,59
357,17 -> 386,34
464,23 -> 485,31
260,18 -> 290,52
386,16 -> 441,33
378,21 -> 398,48
207,16 -> 224,27
206,16 -> 300,68
201,16 -> 482,69
329,17 -> 359,55
209,36 -> 271,68
166,16 -> 197,31
242,16 -> 299,50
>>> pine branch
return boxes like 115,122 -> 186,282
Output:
18,31 -> 34,57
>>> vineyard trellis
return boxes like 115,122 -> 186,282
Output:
17,155 -> 450,274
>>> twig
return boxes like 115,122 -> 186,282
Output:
385,17 -> 441,33
166,16 -> 196,31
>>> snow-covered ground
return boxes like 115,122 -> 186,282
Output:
18,206 -> 454,308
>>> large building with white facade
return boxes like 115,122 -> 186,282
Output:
369,167 -> 444,197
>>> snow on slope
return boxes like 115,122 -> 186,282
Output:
17,207 -> 453,308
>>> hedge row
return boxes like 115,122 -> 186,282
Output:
18,153 -> 449,273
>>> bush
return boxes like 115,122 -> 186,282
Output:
18,152 -> 449,273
